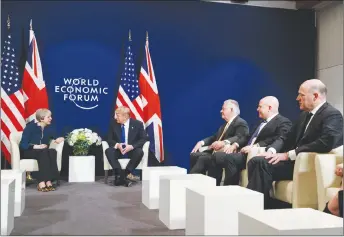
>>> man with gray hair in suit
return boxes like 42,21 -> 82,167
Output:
190,99 -> 249,174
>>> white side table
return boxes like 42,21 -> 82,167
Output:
1,169 -> 26,216
142,166 -> 187,209
239,208 -> 343,235
69,156 -> 95,182
185,185 -> 263,235
159,174 -> 216,230
1,178 -> 15,236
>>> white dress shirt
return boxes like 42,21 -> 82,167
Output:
288,101 -> 326,160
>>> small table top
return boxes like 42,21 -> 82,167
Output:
240,208 -> 343,230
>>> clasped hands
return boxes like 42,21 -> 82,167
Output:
116,143 -> 134,155
210,141 -> 237,154
33,137 -> 65,149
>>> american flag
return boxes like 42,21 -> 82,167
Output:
139,32 -> 164,162
22,20 -> 49,122
115,31 -> 143,121
1,17 -> 26,163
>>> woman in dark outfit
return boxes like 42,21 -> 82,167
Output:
323,163 -> 343,217
19,108 -> 64,192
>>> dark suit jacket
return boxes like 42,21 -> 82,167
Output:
107,118 -> 148,149
238,114 -> 292,153
282,102 -> 343,154
202,116 -> 249,148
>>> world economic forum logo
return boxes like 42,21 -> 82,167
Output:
55,78 -> 109,110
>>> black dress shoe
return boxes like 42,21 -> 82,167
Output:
113,176 -> 124,186
123,178 -> 133,187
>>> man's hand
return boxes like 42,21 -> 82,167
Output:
240,145 -> 252,154
122,144 -> 134,155
54,137 -> 65,144
33,144 -> 48,149
223,144 -> 237,154
266,152 -> 288,165
191,141 -> 203,153
335,163 -> 343,177
116,143 -> 125,153
210,141 -> 225,151
260,151 -> 274,159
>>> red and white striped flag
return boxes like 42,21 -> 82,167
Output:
22,20 -> 49,122
114,31 -> 144,121
139,32 -> 164,162
1,16 -> 26,163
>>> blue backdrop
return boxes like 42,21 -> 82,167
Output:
2,1 -> 316,169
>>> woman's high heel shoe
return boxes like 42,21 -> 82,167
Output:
37,186 -> 49,192
46,186 -> 56,191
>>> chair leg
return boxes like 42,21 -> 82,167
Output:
104,170 -> 108,184
139,170 -> 142,181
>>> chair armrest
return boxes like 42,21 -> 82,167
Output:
49,141 -> 65,172
199,146 -> 210,152
315,154 -> 343,210
102,141 -> 112,170
246,147 -> 266,164
10,136 -> 21,170
291,152 -> 318,208
137,141 -> 150,169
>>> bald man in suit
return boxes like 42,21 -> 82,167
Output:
247,79 -> 343,207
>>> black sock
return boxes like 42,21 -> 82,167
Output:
323,202 -> 332,214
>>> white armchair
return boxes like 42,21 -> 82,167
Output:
240,147 -> 266,187
245,146 -> 343,209
102,141 -> 150,183
315,152 -> 343,211
9,131 -> 64,173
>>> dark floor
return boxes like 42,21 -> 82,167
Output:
11,178 -> 185,236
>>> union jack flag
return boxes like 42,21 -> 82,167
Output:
1,16 -> 26,163
139,32 -> 164,162
22,20 -> 49,122
115,31 -> 143,121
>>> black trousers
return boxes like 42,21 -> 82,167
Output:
190,151 -> 212,174
105,147 -> 143,178
246,156 -> 294,206
20,148 -> 59,183
208,152 -> 247,186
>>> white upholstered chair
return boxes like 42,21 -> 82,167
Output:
315,152 -> 343,211
102,141 -> 150,183
9,131 -> 64,173
246,146 -> 343,209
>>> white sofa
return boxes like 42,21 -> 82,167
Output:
9,131 -> 64,173
315,153 -> 343,211
102,141 -> 150,183
246,146 -> 343,209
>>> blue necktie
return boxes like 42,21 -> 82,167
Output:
121,124 -> 126,144
121,124 -> 128,157
247,121 -> 267,145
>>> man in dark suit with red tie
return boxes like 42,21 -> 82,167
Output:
190,99 -> 249,174
247,79 -> 343,207
106,106 -> 148,187
208,96 -> 292,186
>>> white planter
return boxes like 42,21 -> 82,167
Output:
1,169 -> 26,217
142,166 -> 187,209
1,178 -> 15,235
69,156 -> 95,182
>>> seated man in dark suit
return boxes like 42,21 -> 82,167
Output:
106,106 -> 148,187
190,99 -> 249,174
247,79 -> 343,207
208,96 -> 292,185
